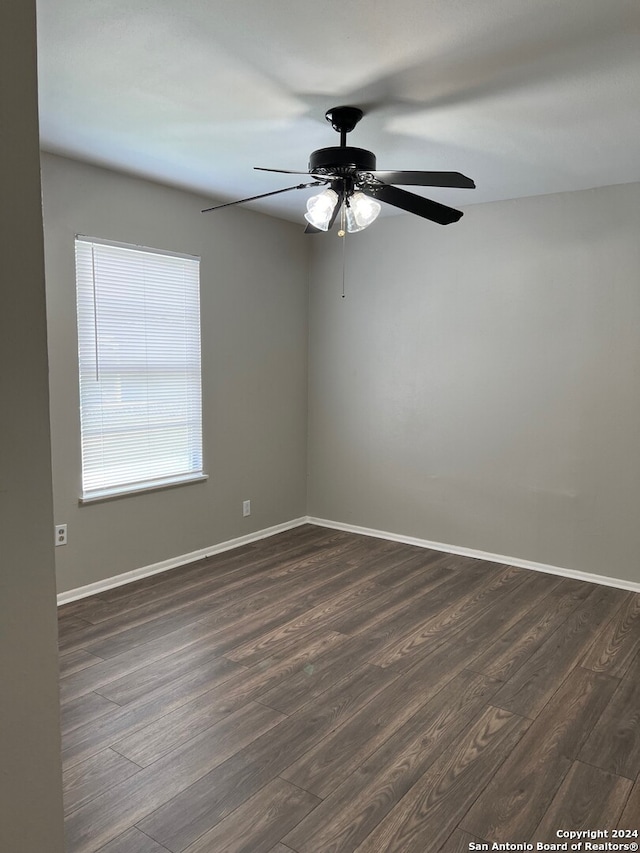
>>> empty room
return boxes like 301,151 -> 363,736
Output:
2,1 -> 640,852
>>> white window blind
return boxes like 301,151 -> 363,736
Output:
75,237 -> 204,501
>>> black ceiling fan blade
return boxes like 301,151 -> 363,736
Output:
304,223 -> 322,233
363,184 -> 463,225
201,181 -> 325,212
254,167 -> 312,176
368,170 -> 475,189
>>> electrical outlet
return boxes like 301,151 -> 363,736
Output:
242,500 -> 251,517
55,524 -> 67,546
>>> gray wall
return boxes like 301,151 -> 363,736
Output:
308,183 -> 640,585
43,155 -> 640,592
0,2 -> 65,851
42,153 -> 309,594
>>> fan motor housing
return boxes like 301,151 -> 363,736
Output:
309,146 -> 377,175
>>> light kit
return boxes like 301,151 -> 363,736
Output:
304,187 -> 381,233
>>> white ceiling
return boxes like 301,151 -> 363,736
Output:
36,0 -> 640,223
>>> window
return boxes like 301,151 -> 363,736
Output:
75,236 -> 205,501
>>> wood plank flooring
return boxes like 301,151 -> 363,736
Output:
58,524 -> 640,853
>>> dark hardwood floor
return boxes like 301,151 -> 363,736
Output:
57,524 -> 640,852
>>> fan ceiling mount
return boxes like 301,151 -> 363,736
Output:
203,106 -> 476,232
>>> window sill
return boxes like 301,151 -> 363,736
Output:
79,473 -> 208,505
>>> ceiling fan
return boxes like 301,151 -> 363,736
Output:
202,106 -> 476,233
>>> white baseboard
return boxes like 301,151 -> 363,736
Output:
57,517 -> 308,605
58,512 -> 640,606
307,516 -> 640,593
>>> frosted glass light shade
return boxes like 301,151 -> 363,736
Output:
345,192 -> 382,232
304,189 -> 339,230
